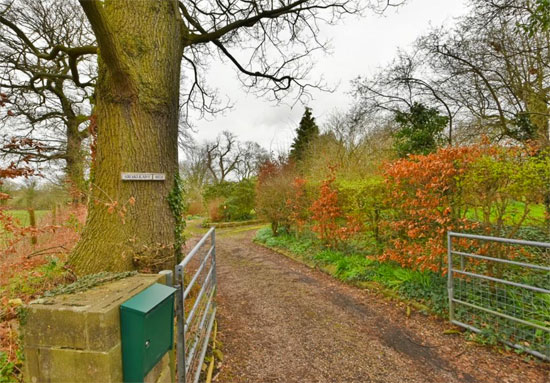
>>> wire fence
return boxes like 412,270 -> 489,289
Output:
447,232 -> 550,360
175,227 -> 217,383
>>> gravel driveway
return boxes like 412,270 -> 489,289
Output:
207,229 -> 549,383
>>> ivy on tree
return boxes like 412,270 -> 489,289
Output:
167,174 -> 187,263
289,107 -> 320,163
393,102 -> 448,158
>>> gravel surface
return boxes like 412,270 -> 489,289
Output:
205,229 -> 549,383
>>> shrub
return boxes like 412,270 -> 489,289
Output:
382,143 -> 549,273
287,177 -> 311,235
202,181 -> 235,202
337,177 -> 387,244
185,186 -> 205,216
383,146 -> 479,273
203,179 -> 256,222
461,145 -> 546,236
310,169 -> 362,247
207,197 -> 225,222
223,179 -> 256,221
187,200 -> 204,216
255,161 -> 294,234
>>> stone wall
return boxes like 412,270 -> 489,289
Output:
22,274 -> 173,383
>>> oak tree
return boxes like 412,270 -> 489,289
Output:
66,0 -> 398,274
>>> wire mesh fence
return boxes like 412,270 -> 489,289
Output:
448,232 -> 550,360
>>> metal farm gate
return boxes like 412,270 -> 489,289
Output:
447,232 -> 550,360
174,227 -> 217,383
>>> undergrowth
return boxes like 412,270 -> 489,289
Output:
0,256 -> 72,383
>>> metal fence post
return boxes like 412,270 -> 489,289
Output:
159,269 -> 176,383
211,228 -> 217,291
175,265 -> 186,383
447,232 -> 454,323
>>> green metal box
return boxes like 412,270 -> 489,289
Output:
120,283 -> 176,383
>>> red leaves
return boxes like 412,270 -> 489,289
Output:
382,146 -> 481,273
258,160 -> 282,185
0,162 -> 34,180
287,177 -> 309,233
310,170 -> 362,247
0,93 -> 8,107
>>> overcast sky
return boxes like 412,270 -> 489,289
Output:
189,0 -> 469,154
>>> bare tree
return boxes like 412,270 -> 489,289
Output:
0,0 -> 96,197
236,141 -> 270,181
204,131 -> 241,183
418,0 -> 550,144
183,133 -> 268,187
353,49 -> 458,145
354,0 -> 550,146
0,0 -> 407,273
180,142 -> 211,190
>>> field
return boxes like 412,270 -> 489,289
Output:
0,209 -> 50,244
3,209 -> 49,227
465,202 -> 546,227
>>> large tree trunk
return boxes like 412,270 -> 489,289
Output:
70,0 -> 183,275
55,78 -> 88,204
65,121 -> 86,204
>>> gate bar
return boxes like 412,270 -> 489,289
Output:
452,319 -> 550,361
175,227 -> 217,383
450,250 -> 550,271
192,308 -> 217,383
448,231 -> 550,248
451,268 -> 550,294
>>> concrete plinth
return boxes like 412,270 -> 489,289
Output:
22,274 -> 172,383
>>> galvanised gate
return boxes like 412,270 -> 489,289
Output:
174,227 -> 217,383
448,231 -> 550,360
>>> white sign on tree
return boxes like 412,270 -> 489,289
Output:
121,172 -> 166,181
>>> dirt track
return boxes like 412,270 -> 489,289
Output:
208,228 -> 549,383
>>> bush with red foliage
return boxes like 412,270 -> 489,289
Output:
382,146 -> 481,273
256,160 -> 294,234
310,169 -> 362,247
287,177 -> 310,234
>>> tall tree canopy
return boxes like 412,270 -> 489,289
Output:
393,102 -> 447,157
290,107 -> 320,163
354,0 -> 550,146
0,0 -> 404,274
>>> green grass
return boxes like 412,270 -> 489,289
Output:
0,209 -> 49,245
0,256 -> 66,298
464,202 -> 546,226
3,209 -> 49,227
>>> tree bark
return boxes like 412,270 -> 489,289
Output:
70,0 -> 183,274
65,120 -> 87,204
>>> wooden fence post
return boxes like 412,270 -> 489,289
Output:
28,208 -> 37,246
